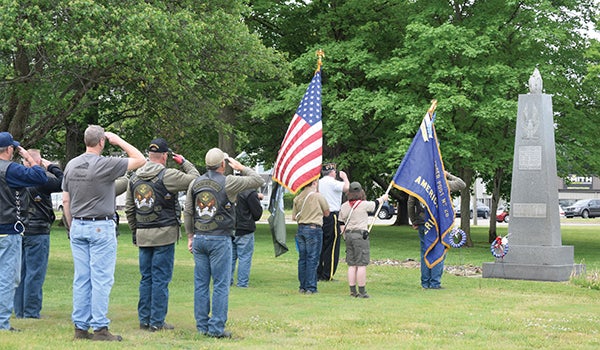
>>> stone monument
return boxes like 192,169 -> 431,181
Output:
482,68 -> 584,281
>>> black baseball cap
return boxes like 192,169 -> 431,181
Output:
147,138 -> 172,153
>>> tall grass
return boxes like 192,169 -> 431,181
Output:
3,222 -> 600,349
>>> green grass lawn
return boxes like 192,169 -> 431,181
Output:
4,222 -> 600,349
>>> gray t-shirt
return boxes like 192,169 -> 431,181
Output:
62,153 -> 128,217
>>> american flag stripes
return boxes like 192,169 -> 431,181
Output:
272,68 -> 323,194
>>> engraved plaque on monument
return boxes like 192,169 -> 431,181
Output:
482,68 -> 584,281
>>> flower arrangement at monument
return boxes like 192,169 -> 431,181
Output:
491,234 -> 510,258
447,227 -> 467,248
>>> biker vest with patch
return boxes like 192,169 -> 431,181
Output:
130,169 -> 179,229
191,170 -> 234,236
0,160 -> 30,231
26,184 -> 55,235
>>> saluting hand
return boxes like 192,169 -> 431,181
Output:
104,132 -> 123,146
226,157 -> 245,171
172,153 -> 185,165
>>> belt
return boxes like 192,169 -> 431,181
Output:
299,224 -> 321,229
74,216 -> 112,221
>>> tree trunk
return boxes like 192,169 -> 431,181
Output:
218,106 -> 236,175
64,121 -> 85,165
0,93 -> 18,132
488,167 -> 504,243
3,45 -> 33,143
459,167 -> 474,247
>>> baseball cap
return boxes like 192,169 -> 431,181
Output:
205,148 -> 229,168
0,132 -> 20,148
349,181 -> 362,193
147,138 -> 171,153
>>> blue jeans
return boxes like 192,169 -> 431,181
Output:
192,235 -> 232,336
296,225 -> 323,293
138,244 -> 175,327
15,234 -> 50,318
419,225 -> 444,288
231,233 -> 255,287
70,219 -> 117,331
0,234 -> 21,330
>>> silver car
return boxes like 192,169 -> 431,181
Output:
564,199 -> 600,218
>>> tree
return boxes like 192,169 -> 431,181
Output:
247,0 -> 599,237
0,0 -> 286,166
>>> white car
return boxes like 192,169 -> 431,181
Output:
559,205 -> 566,218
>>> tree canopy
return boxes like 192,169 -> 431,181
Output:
0,0 -> 598,238
245,0 -> 599,236
0,0 -> 287,164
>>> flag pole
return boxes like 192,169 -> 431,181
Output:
367,99 -> 438,233
367,182 -> 393,233
427,99 -> 437,116
315,49 -> 324,73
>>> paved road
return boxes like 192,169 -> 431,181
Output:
257,212 -> 600,227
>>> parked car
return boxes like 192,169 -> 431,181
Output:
497,205 -> 565,223
564,199 -> 600,218
368,201 -> 396,220
559,199 -> 578,209
51,192 -> 63,211
496,208 -> 509,223
456,203 -> 490,219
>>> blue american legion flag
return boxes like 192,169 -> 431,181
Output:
391,109 -> 455,268
272,68 -> 323,194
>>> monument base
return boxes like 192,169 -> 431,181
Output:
482,244 -> 585,282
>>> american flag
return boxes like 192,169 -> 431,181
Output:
272,68 -> 322,194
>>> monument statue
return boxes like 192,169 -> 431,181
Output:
482,68 -> 584,281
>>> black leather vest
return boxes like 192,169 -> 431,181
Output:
26,185 -> 54,234
130,169 -> 179,228
191,171 -> 234,236
0,160 -> 30,232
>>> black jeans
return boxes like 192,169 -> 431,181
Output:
317,212 -> 341,281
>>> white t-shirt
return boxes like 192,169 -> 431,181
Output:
318,175 -> 345,212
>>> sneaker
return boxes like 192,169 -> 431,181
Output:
357,292 -> 370,299
74,328 -> 93,340
140,323 -> 150,330
9,327 -> 21,332
207,330 -> 232,338
150,323 -> 175,332
304,290 -> 318,295
92,327 -> 123,341
299,288 -> 306,294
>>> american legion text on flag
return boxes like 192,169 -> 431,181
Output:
391,107 -> 455,268
272,67 -> 322,194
